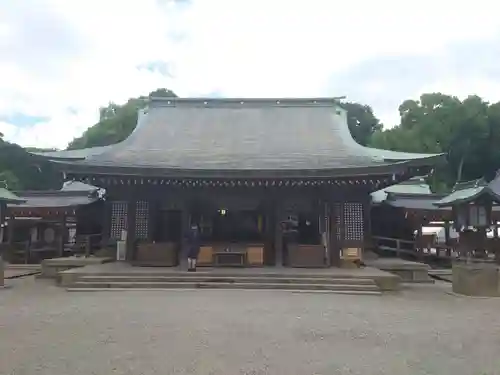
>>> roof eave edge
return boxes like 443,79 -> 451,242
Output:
51,161 -> 429,179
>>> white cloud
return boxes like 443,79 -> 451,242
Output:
2,0 -> 500,148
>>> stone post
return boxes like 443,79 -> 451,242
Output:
0,255 -> 4,288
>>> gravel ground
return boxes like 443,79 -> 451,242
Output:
1,277 -> 500,375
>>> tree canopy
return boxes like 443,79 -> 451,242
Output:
64,89 -> 500,192
67,88 -> 177,150
339,102 -> 382,146
0,137 -> 62,190
370,93 -> 500,191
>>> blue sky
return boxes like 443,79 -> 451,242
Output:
1,0 -> 500,149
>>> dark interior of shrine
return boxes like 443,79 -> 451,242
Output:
153,209 -> 321,245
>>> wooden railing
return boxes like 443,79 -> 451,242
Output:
372,236 -> 416,257
373,235 -> 500,265
372,235 -> 458,261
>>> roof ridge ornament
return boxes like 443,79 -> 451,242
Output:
148,97 -> 347,108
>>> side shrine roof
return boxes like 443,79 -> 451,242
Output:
8,190 -> 99,209
60,180 -> 100,193
384,192 -> 450,211
371,177 -> 431,204
43,98 -> 445,178
434,173 -> 500,207
0,188 -> 25,204
8,182 -> 101,210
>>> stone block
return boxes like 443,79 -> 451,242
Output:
0,258 -> 4,288
39,257 -> 113,280
452,262 -> 500,297
373,274 -> 402,291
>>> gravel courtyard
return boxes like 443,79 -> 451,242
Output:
1,278 -> 500,375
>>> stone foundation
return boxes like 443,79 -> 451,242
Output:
452,262 -> 500,297
39,257 -> 114,281
366,259 -> 433,283
0,258 -> 4,288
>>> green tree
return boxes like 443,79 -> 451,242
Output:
340,102 -> 382,146
371,93 -> 497,189
68,88 -> 177,150
0,139 -> 62,190
0,170 -> 21,190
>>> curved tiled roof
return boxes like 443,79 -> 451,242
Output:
0,188 -> 25,204
8,190 -> 98,209
435,174 -> 500,207
371,177 -> 432,204
47,98 -> 444,177
31,145 -> 112,160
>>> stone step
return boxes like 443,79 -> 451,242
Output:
78,275 -> 376,285
67,281 -> 381,293
66,288 -> 382,295
70,271 -> 376,279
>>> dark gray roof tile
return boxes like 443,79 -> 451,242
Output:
435,173 -> 500,207
0,188 -> 25,203
49,98 -> 444,175
31,146 -> 112,160
8,190 -> 98,209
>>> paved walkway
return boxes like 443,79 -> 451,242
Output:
1,277 -> 500,375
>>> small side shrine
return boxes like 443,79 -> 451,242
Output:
434,175 -> 500,296
4,182 -> 104,263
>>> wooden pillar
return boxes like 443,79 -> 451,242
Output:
101,200 -> 112,246
416,223 -> 423,261
329,202 -> 341,267
7,216 -> 15,262
147,200 -> 157,242
444,220 -> 451,257
444,220 -> 451,245
274,206 -> 283,267
321,202 -> 330,266
494,218 -> 500,264
126,200 -> 136,261
179,205 -> 190,268
57,215 -> 66,257
363,198 -> 371,258
263,205 -> 273,265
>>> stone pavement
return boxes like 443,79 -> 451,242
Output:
1,277 -> 500,375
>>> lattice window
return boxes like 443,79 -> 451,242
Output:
343,202 -> 364,240
110,201 -> 128,240
135,201 -> 149,239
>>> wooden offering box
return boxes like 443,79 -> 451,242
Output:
135,242 -> 178,266
288,244 -> 326,268
197,243 -> 264,267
